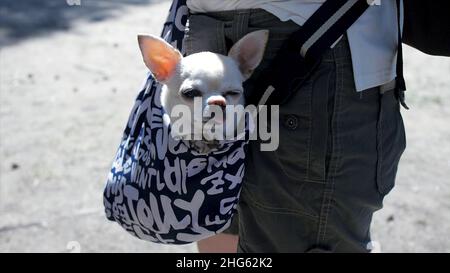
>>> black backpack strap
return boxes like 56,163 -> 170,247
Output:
395,0 -> 409,109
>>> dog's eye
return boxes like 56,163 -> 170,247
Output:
182,89 -> 202,99
224,90 -> 241,96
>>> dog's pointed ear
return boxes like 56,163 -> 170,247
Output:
138,34 -> 182,82
228,30 -> 269,80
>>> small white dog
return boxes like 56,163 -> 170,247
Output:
137,30 -> 269,154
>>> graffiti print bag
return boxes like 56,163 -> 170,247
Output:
103,0 -> 247,244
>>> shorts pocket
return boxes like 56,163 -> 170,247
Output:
274,62 -> 334,183
376,89 -> 406,196
240,174 -> 323,219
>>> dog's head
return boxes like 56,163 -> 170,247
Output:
137,30 -> 269,153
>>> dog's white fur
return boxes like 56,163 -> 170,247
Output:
138,30 -> 269,153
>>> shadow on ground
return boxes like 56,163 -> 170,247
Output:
0,0 -> 168,47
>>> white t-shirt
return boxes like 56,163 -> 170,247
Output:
187,0 -> 401,92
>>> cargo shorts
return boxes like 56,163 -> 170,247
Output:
183,9 -> 406,253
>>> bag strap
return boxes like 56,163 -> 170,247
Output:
253,0 -> 372,105
295,0 -> 372,61
302,0 -> 408,101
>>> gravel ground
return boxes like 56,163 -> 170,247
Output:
0,0 -> 449,253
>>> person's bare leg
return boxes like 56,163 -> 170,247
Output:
197,234 -> 239,253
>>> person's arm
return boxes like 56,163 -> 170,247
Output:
197,233 -> 238,253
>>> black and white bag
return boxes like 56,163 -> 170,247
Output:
103,0 -> 248,244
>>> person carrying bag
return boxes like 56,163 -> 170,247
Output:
103,0 -> 448,251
